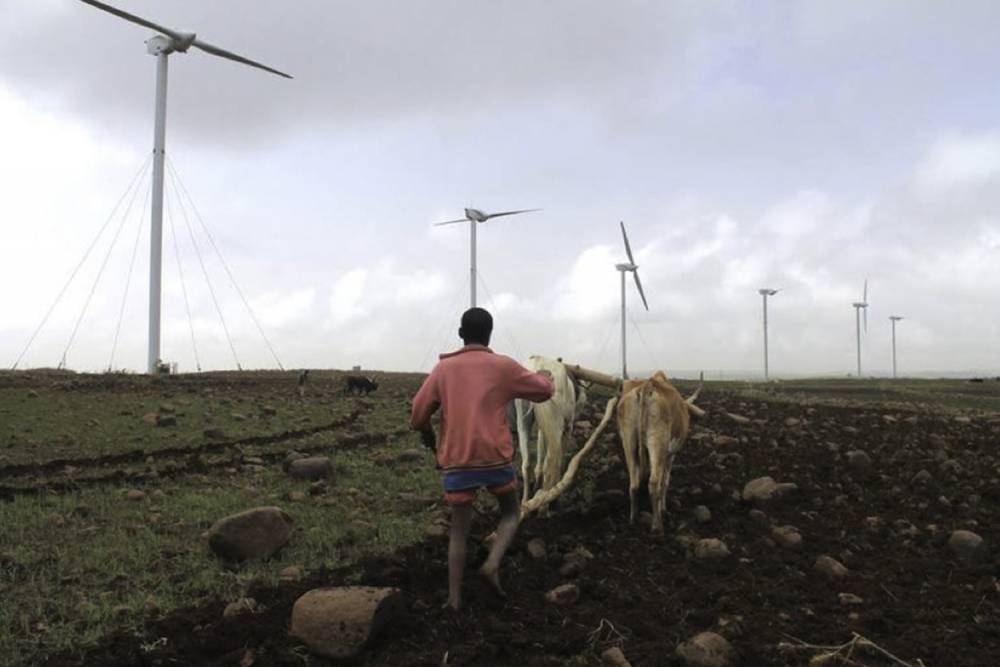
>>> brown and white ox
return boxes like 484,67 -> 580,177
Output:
515,356 -> 587,504
617,371 -> 704,533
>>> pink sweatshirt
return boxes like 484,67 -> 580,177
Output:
410,345 -> 555,471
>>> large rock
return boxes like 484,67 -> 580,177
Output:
742,477 -> 798,504
288,457 -> 333,480
694,538 -> 730,560
948,530 -> 985,561
206,506 -> 294,561
601,646 -> 633,667
676,631 -> 735,667
290,587 -> 403,660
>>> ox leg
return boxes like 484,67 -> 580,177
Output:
619,423 -> 641,524
541,420 -> 564,493
515,402 -> 532,504
533,426 -> 546,496
646,441 -> 667,534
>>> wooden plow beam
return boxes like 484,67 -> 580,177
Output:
520,395 -> 619,519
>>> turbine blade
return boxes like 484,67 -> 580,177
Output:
620,221 -> 635,265
79,0 -> 183,41
432,218 -> 470,226
483,208 -> 542,221
633,271 -> 649,311
863,278 -> 868,302
191,39 -> 293,78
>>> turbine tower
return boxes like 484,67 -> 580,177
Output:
851,279 -> 869,377
758,288 -> 781,380
616,222 -> 649,379
889,315 -> 904,379
79,0 -> 292,374
433,207 -> 540,308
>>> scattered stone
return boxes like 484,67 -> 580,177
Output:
948,530 -> 985,561
288,457 -> 333,480
260,405 -> 277,416
676,631 -> 735,667
526,538 -> 547,560
748,509 -> 770,527
784,417 -> 801,427
742,477 -> 798,504
694,538 -> 730,560
725,412 -> 750,424
155,414 -> 177,428
223,597 -> 260,618
283,451 -> 307,471
27,390 -> 39,398
693,505 -> 712,523
954,416 -> 972,424
839,592 -> 864,605
142,412 -> 159,426
814,555 -> 849,579
308,481 -> 327,496
232,413 -> 247,422
204,427 -> 226,439
143,596 -> 160,615
243,456 -> 265,465
940,459 -> 963,476
206,506 -> 294,561
601,646 -> 633,667
289,587 -> 403,659
287,490 -> 307,502
125,489 -> 146,502
714,434 -> 740,447
545,583 -> 580,605
279,565 -> 304,582
158,403 -> 176,414
911,469 -> 933,486
771,525 -> 803,550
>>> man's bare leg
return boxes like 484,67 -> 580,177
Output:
447,503 -> 474,610
479,491 -> 520,598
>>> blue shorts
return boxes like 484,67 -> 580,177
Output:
442,465 -> 518,506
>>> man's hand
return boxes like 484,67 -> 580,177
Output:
419,428 -> 436,452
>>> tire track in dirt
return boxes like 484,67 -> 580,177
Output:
0,426 -> 413,500
0,404 -> 374,480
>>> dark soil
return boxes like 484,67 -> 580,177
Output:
42,391 -> 1000,666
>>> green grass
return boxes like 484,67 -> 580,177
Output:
0,371 -> 436,665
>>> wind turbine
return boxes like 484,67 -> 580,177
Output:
433,207 -> 540,308
79,0 -> 292,374
851,279 -> 869,377
758,288 -> 781,380
616,222 -> 649,379
889,315 -> 904,379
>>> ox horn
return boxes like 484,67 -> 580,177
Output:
685,372 -> 705,417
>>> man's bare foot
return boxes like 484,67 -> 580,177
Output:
478,564 -> 506,598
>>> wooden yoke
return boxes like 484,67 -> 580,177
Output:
561,362 -> 622,390
520,395 -> 619,519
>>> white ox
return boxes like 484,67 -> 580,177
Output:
617,371 -> 704,533
515,356 -> 587,504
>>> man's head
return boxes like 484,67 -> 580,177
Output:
459,307 -> 493,346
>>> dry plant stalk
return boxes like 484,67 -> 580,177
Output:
778,633 -> 926,667
520,396 -> 619,518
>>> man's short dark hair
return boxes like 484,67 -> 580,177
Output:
460,308 -> 493,344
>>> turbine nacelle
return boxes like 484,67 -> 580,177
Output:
615,262 -> 638,272
464,208 -> 488,222
852,302 -> 868,309
145,32 -> 196,55
759,287 -> 781,296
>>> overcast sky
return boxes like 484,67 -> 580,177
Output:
2,1 -> 998,377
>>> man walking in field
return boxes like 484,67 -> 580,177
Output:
410,307 -> 554,610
